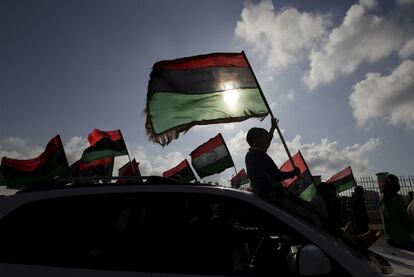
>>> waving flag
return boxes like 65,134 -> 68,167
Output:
280,151 -> 316,201
231,169 -> 249,189
163,159 -> 196,182
327,167 -> 357,194
70,157 -> 114,178
145,52 -> 269,145
81,129 -> 128,162
0,135 -> 69,188
117,159 -> 142,183
190,133 -> 234,178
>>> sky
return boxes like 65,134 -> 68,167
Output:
1,0 -> 414,192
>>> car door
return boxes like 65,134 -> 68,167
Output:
0,193 -> 152,277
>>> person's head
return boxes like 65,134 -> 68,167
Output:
246,127 -> 270,149
354,186 -> 364,197
317,182 -> 336,198
382,173 -> 400,195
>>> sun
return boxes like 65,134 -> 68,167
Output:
222,82 -> 239,110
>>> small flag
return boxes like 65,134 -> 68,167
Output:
190,133 -> 234,179
70,157 -> 114,178
117,159 -> 142,183
280,151 -> 316,201
0,135 -> 70,188
81,129 -> 128,162
231,169 -> 249,189
145,52 -> 269,146
326,167 -> 357,194
163,159 -> 196,182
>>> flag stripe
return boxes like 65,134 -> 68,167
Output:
153,52 -> 249,71
192,145 -> 228,169
191,134 -> 225,158
298,183 -> 317,201
336,180 -> 356,194
81,149 -> 127,163
163,160 -> 195,182
327,167 -> 352,182
329,173 -> 355,188
79,156 -> 114,171
149,67 -> 257,95
194,155 -> 233,178
88,129 -> 123,146
4,165 -> 69,189
149,88 -> 268,134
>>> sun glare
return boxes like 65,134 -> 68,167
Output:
223,89 -> 239,110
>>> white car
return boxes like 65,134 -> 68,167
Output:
0,179 -> 389,277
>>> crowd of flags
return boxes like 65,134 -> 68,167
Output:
0,51 -> 358,199
0,128 -> 357,201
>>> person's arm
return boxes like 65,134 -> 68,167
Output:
268,117 -> 278,143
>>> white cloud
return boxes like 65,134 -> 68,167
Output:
235,0 -> 330,70
64,136 -> 88,165
304,0 -> 414,89
349,59 -> 414,129
399,37 -> 414,59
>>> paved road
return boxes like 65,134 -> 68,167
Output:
370,238 -> 414,276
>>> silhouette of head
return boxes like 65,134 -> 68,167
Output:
354,186 -> 364,197
383,173 -> 400,195
246,127 -> 270,149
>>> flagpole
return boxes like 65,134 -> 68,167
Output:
220,133 -> 238,176
242,51 -> 296,168
119,130 -> 141,180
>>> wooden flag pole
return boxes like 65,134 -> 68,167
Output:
242,51 -> 296,168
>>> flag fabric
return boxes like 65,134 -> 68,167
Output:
0,135 -> 69,188
163,159 -> 196,182
117,159 -> 142,183
190,133 -> 234,179
231,169 -> 249,189
70,157 -> 114,178
280,151 -> 316,201
326,167 -> 357,194
81,129 -> 128,162
145,52 -> 269,146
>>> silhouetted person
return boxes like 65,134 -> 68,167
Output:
245,118 -> 300,199
352,186 -> 370,235
380,174 -> 414,252
309,182 -> 345,238
406,191 -> 414,222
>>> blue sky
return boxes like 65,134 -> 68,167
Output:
1,0 -> 414,189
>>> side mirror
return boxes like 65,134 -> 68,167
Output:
287,244 -> 331,276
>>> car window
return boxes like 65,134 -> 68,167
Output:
0,192 -> 352,276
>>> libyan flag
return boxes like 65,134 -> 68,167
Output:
0,135 -> 70,189
280,151 -> 316,202
327,167 -> 357,194
163,159 -> 196,182
81,129 -> 128,162
190,133 -> 234,179
145,52 -> 269,146
231,168 -> 249,189
70,156 -> 114,178
117,159 -> 142,183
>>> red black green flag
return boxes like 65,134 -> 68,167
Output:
163,159 -> 196,182
280,151 -> 316,201
190,133 -> 234,179
70,156 -> 114,178
326,167 -> 357,194
231,169 -> 249,189
81,129 -> 128,162
0,135 -> 70,189
117,159 -> 142,183
145,52 -> 269,146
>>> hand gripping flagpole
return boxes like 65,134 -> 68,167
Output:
242,51 -> 296,168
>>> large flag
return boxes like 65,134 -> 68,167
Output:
280,151 -> 316,201
190,133 -> 234,179
81,129 -> 128,162
163,159 -> 196,182
117,159 -> 142,183
70,157 -> 114,178
145,52 -> 269,146
231,169 -> 249,189
327,167 -> 357,194
0,135 -> 69,188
